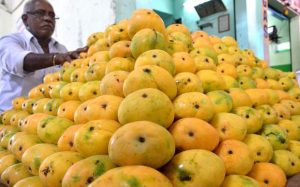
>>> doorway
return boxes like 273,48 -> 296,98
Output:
268,7 -> 292,72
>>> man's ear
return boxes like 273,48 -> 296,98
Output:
21,14 -> 28,27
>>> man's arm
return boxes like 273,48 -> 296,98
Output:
23,53 -> 69,72
23,53 -> 55,72
23,47 -> 88,72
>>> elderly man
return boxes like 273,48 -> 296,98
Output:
0,0 -> 86,112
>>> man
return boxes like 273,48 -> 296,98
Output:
0,0 -> 87,113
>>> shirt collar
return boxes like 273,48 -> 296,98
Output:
23,29 -> 58,47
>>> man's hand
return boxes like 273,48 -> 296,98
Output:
70,46 -> 89,58
54,46 -> 88,65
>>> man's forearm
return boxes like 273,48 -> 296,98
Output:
23,46 -> 88,72
23,53 -> 54,72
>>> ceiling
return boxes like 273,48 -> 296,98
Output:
269,0 -> 299,18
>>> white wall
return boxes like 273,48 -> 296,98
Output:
2,0 -> 116,50
49,0 -> 116,50
0,6 -> 13,36
10,1 -> 25,33
115,0 -> 136,22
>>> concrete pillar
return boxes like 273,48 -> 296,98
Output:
290,16 -> 300,71
236,0 -> 269,61
235,0 -> 249,49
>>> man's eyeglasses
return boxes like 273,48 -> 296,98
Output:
26,10 -> 59,20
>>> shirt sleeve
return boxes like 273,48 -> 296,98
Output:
0,36 -> 31,77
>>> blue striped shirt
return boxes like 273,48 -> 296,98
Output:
0,29 -> 67,112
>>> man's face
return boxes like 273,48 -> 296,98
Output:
23,1 -> 56,40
